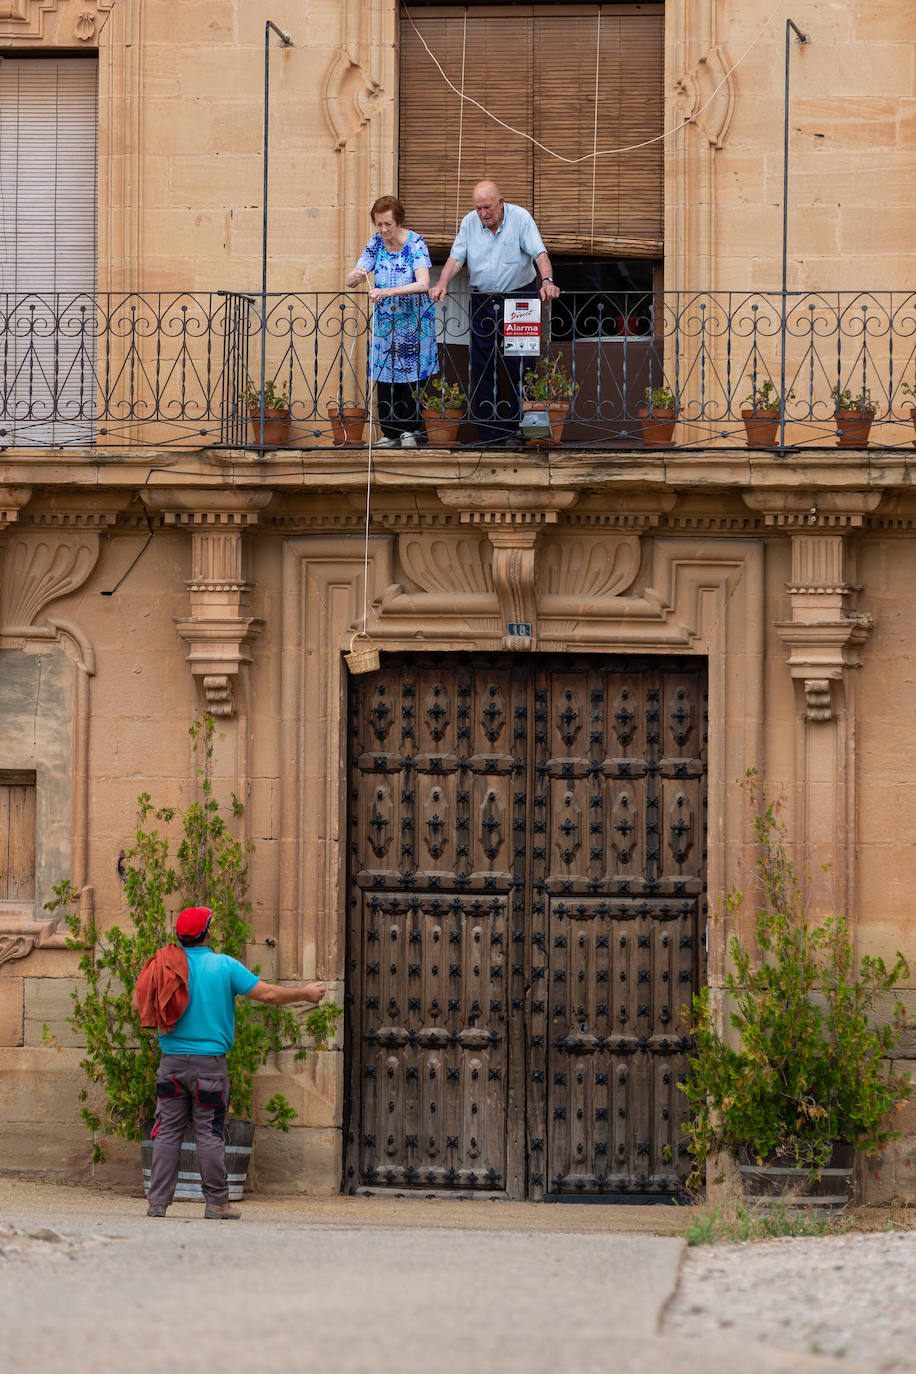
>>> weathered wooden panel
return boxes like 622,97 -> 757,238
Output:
0,777 -> 36,902
535,661 -> 706,1198
347,656 -> 528,1195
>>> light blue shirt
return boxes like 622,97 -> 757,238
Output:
449,202 -> 547,294
159,945 -> 259,1056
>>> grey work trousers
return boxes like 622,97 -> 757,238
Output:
147,1053 -> 230,1207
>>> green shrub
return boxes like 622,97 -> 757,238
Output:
48,716 -> 340,1163
680,780 -> 910,1187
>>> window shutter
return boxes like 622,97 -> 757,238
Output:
0,57 -> 98,293
399,13 -> 534,252
0,58 -> 98,443
399,6 -> 664,259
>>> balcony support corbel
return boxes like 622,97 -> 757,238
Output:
143,491 -> 269,718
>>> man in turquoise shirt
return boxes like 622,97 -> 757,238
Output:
146,906 -> 325,1220
429,180 -> 560,446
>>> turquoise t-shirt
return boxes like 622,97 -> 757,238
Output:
159,946 -> 259,1055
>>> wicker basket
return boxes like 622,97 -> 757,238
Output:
345,632 -> 380,675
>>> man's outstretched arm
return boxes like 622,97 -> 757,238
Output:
246,980 -> 326,1006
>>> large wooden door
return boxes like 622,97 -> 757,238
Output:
345,654 -> 706,1200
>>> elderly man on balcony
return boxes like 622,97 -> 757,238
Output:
429,180 -> 560,448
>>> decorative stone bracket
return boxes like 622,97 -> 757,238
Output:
749,503 -> 879,721
436,489 -> 579,650
143,492 -> 270,718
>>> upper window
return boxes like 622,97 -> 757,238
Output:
398,4 -> 664,259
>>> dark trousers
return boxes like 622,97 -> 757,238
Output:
147,1052 -> 230,1206
469,286 -> 537,444
376,380 -> 423,440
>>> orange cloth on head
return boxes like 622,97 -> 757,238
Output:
133,945 -> 190,1032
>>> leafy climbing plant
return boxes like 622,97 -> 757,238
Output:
48,716 -> 340,1164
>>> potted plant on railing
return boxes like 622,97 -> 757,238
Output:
420,374 -> 467,447
326,395 -> 346,447
831,385 -> 877,448
680,782 -> 910,1208
636,384 -> 677,448
243,377 -> 291,448
740,376 -> 793,447
521,354 -> 576,447
47,716 -> 341,1196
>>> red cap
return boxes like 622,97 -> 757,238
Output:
175,906 -> 212,940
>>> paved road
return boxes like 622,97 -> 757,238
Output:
0,1181 -> 846,1373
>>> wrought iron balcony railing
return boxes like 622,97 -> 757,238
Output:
2,290 -> 915,451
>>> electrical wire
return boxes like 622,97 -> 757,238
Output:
402,0 -> 787,165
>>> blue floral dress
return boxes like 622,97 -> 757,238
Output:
357,231 -> 438,384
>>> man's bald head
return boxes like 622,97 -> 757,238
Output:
473,181 -> 505,231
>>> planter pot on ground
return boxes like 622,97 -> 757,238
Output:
741,407 -> 780,447
522,400 -> 571,447
247,407 -> 291,448
636,403 -> 677,448
835,408 -> 874,448
141,1118 -> 255,1202
421,406 -> 462,447
326,401 -> 345,447
341,404 -> 367,447
737,1141 -> 854,1212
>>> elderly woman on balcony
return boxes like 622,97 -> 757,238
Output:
345,195 -> 438,448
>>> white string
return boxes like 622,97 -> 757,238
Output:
589,7 -> 601,248
361,300 -> 375,637
455,9 -> 468,235
402,0 -> 786,164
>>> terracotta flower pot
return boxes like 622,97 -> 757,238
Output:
636,403 -> 677,448
340,404 -> 367,447
421,407 -> 462,447
326,401 -> 346,447
741,407 -> 780,447
910,405 -> 916,448
835,407 -> 874,448
522,399 -> 571,447
247,406 -> 291,448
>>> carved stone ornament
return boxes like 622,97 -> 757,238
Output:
774,530 -> 874,723
0,1 -> 113,45
0,530 -> 102,629
0,917 -> 66,968
674,43 -> 736,150
0,487 -> 32,530
323,49 -> 386,151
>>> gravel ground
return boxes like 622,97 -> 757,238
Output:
664,1230 -> 916,1369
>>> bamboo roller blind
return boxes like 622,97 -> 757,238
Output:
399,5 -> 664,257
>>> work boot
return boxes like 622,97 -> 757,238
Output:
146,1205 -> 168,1218
204,1202 -> 241,1220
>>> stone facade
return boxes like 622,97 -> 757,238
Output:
1,0 -> 915,1201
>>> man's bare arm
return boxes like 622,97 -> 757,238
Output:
246,980 -> 326,1006
428,256 -> 463,303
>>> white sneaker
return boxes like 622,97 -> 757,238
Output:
374,434 -> 397,448
400,432 -> 418,448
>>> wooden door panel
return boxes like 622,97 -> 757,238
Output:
535,660 -> 706,1198
347,656 -> 526,1196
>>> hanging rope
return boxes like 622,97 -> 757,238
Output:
402,0 -> 786,164
455,9 -> 468,235
361,301 -> 376,637
589,7 -> 601,249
